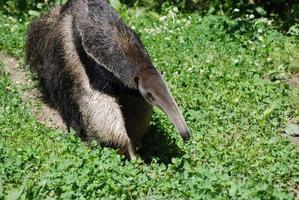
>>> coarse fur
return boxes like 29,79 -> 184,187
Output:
26,0 -> 189,159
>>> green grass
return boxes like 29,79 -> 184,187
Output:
0,8 -> 299,199
0,15 -> 27,57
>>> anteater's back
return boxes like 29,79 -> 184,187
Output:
26,7 -> 61,72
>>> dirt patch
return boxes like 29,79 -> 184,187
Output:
286,70 -> 299,199
289,137 -> 299,146
288,74 -> 299,147
288,74 -> 299,89
0,52 -> 67,131
293,186 -> 299,200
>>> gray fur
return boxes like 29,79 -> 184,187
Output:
26,0 -> 189,159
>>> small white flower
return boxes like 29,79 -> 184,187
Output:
179,36 -> 184,44
258,36 -> 264,42
185,21 -> 191,26
267,20 -> 273,26
159,16 -> 167,21
233,8 -> 240,12
249,14 -> 255,19
233,59 -> 240,65
173,7 -> 179,13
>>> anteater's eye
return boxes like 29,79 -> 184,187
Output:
134,76 -> 139,85
146,92 -> 155,101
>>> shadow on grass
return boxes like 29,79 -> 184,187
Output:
137,119 -> 185,164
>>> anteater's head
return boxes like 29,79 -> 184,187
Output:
135,69 -> 190,140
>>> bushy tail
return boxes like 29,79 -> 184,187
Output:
25,8 -> 61,71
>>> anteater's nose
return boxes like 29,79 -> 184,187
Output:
180,129 -> 190,141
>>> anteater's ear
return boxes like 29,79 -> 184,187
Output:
75,17 -> 111,66
74,17 -> 136,88
73,0 -> 121,69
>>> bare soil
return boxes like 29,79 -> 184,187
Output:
287,74 -> 299,147
288,74 -> 299,88
0,52 -> 67,131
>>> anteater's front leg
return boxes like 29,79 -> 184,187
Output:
119,92 -> 153,146
78,91 -> 136,160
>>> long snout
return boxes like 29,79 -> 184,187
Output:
137,69 -> 190,140
157,94 -> 190,141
